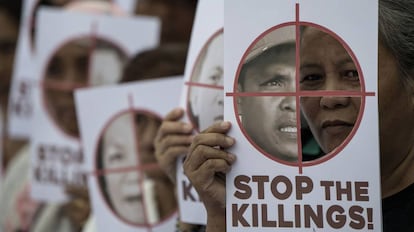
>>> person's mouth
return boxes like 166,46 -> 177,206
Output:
279,126 -> 297,133
125,194 -> 142,203
321,120 -> 354,134
123,184 -> 142,203
277,119 -> 298,140
278,117 -> 298,133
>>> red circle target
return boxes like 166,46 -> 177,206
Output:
228,22 -> 374,170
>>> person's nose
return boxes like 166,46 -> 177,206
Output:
214,89 -> 224,106
319,96 -> 350,109
62,67 -> 87,86
125,169 -> 141,184
62,67 -> 76,83
324,72 -> 343,90
279,96 -> 296,112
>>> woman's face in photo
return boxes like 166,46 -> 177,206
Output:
299,26 -> 361,153
190,32 -> 224,131
100,111 -> 175,224
43,40 -> 89,137
102,113 -> 145,224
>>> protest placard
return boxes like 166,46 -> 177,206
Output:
76,77 -> 182,231
177,0 -> 223,225
224,0 -> 381,231
8,0 -> 137,139
30,7 -> 159,202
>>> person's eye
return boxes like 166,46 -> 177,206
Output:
299,73 -> 324,90
209,72 -> 222,84
210,74 -> 220,83
259,75 -> 285,87
109,152 -> 124,162
47,59 -> 63,79
341,70 -> 359,81
300,74 -> 323,82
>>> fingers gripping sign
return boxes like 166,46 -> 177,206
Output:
184,121 -> 237,211
154,108 -> 194,183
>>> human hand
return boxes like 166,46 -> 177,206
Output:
154,108 -> 194,184
62,184 -> 90,230
183,121 -> 236,216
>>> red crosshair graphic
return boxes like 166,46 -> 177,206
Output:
42,21 -> 129,139
185,29 -> 224,132
226,3 -> 375,174
41,22 -> 96,139
41,33 -> 94,139
91,94 -> 169,229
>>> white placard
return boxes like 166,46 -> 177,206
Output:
176,0 -> 223,225
225,1 -> 381,231
7,0 -> 139,139
30,7 -> 160,202
7,0 -> 41,139
76,77 -> 182,231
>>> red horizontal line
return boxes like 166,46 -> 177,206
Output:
185,81 -> 224,90
226,91 -> 375,97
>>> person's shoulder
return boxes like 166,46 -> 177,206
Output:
382,183 -> 414,232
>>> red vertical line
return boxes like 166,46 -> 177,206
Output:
295,3 -> 303,174
128,94 -> 150,228
87,22 -> 98,87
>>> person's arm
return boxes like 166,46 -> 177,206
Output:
154,107 -> 193,183
154,107 -> 204,229
184,121 -> 236,232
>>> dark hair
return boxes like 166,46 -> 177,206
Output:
379,0 -> 414,89
0,0 -> 23,24
120,43 -> 188,83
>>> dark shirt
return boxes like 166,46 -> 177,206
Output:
382,183 -> 414,231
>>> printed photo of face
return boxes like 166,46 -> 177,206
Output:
101,112 -> 145,224
238,27 -> 298,162
43,38 -> 89,138
43,38 -> 127,138
299,26 -> 361,154
97,111 -> 176,225
188,31 -> 223,131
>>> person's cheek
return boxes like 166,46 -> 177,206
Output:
351,97 -> 362,121
300,97 -> 314,123
260,97 -> 274,120
108,174 -> 121,194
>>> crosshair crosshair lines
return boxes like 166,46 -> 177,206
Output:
225,3 -> 376,174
